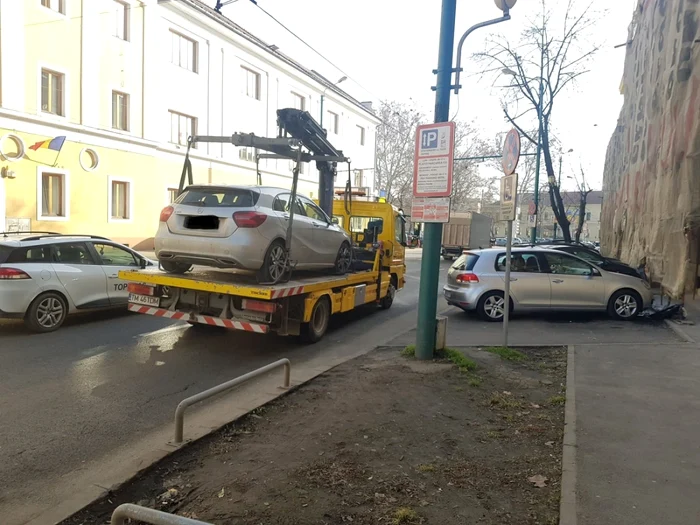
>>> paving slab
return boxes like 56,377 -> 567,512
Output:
575,343 -> 700,525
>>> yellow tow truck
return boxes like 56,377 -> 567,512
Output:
120,108 -> 406,343
120,198 -> 406,343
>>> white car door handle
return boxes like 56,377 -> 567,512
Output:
282,214 -> 290,220
553,279 -> 564,283
510,277 -> 518,282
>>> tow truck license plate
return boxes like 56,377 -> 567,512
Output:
129,293 -> 160,307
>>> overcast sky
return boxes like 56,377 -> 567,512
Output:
222,0 -> 638,191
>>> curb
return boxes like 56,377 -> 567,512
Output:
559,345 -> 577,525
663,319 -> 696,344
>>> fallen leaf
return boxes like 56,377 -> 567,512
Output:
503,391 -> 512,396
528,475 -> 548,488
217,488 -> 225,498
530,403 -> 541,409
545,441 -> 554,447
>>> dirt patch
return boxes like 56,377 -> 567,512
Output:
62,345 -> 566,525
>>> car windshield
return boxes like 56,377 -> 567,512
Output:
176,188 -> 259,208
569,248 -> 603,264
451,253 -> 479,271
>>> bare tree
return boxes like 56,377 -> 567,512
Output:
451,122 -> 495,211
572,166 -> 593,242
374,100 -> 424,210
475,0 -> 600,243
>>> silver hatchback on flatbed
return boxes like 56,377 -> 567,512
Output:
443,247 -> 652,321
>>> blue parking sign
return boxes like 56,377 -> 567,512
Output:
421,129 -> 439,149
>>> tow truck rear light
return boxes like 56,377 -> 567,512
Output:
0,268 -> 31,280
160,206 -> 174,222
241,299 -> 277,313
127,283 -> 155,296
456,272 -> 479,283
233,211 -> 267,228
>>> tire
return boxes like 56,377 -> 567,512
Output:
334,241 -> 352,275
442,255 -> 454,261
476,291 -> 512,322
258,239 -> 289,283
300,296 -> 331,343
25,292 -> 68,333
607,289 -> 642,321
380,277 -> 397,310
160,261 -> 192,274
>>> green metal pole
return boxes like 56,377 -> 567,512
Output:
530,47 -> 545,244
415,0 -> 457,361
553,155 -> 561,240
320,94 -> 324,128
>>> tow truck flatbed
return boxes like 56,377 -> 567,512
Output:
119,267 -> 386,301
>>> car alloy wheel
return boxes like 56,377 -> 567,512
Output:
483,295 -> 505,320
335,242 -> 352,274
614,293 -> 639,318
36,296 -> 65,329
267,243 -> 288,282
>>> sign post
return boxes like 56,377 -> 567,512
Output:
500,128 -> 520,348
413,120 -> 456,361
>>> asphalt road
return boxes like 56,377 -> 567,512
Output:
0,250 -> 451,524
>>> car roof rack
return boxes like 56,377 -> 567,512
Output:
17,234 -> 111,242
1,230 -> 60,238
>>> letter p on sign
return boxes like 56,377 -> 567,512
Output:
421,129 -> 439,149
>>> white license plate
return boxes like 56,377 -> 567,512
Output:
129,293 -> 160,307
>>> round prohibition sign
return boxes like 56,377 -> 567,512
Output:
502,128 -> 521,176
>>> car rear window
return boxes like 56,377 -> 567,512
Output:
0,245 -> 12,264
452,253 -> 479,271
176,188 -> 260,208
5,246 -> 53,263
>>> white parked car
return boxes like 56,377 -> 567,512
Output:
0,233 -> 155,332
155,185 -> 353,282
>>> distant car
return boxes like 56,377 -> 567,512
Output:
0,233 -> 155,332
443,247 -> 652,321
538,244 -> 642,278
155,185 -> 353,282
493,238 -> 507,247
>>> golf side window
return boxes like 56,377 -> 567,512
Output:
495,253 -> 542,273
543,253 -> 595,276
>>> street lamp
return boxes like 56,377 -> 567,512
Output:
415,0 -> 515,361
552,148 -> 573,239
320,76 -> 347,128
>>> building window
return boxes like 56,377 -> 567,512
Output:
167,188 -> 179,203
354,169 -> 363,187
170,31 -> 197,72
242,67 -> 261,100
239,147 -> 255,162
41,0 -> 65,14
327,111 -> 339,134
110,180 -> 131,220
291,92 -> 305,111
41,69 -> 64,116
357,125 -> 365,146
586,211 -> 592,221
169,111 -> 197,147
41,172 -> 66,218
114,1 -> 130,41
112,91 -> 129,131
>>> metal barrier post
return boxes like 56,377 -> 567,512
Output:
174,358 -> 291,443
111,503 -> 212,525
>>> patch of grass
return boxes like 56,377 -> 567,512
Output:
489,392 -> 523,410
436,347 -> 477,372
485,346 -> 527,361
417,463 -> 436,473
401,345 -> 416,358
393,507 -> 419,524
468,376 -> 483,387
549,395 -> 566,406
486,430 -> 501,439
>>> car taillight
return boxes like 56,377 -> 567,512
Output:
160,206 -> 174,222
456,272 -> 479,283
0,268 -> 31,280
233,211 -> 267,228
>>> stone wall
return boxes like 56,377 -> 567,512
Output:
602,0 -> 700,297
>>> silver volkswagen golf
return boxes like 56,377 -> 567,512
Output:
155,185 -> 352,281
443,247 -> 652,321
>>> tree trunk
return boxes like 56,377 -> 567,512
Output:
574,191 -> 591,243
541,122 -> 571,242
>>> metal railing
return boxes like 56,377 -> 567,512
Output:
173,358 -> 291,443
111,503 -> 212,525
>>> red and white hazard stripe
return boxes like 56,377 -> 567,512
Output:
192,314 -> 268,333
128,303 -> 268,334
128,303 -> 187,320
270,285 -> 305,299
